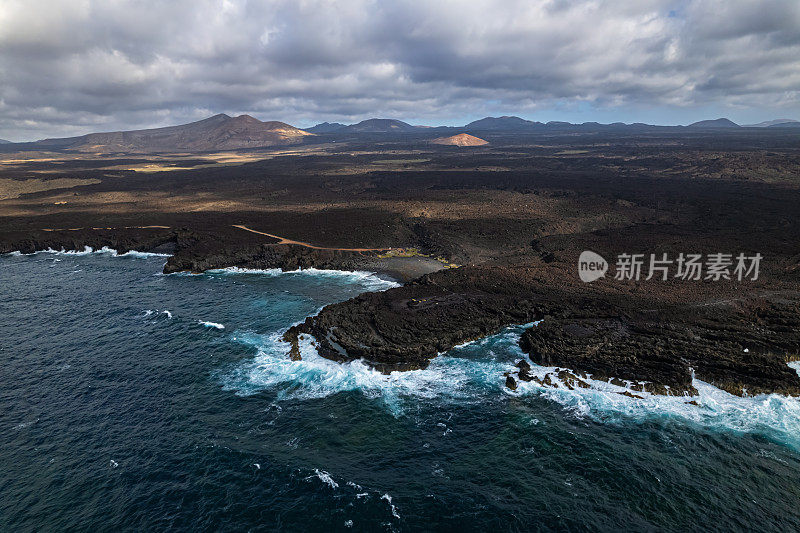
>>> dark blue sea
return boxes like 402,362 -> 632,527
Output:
2,250 -> 800,531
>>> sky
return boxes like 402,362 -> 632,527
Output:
1,0 -> 799,141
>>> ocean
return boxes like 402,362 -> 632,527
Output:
2,250 -> 800,531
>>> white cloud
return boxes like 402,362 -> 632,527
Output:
0,0 -> 798,140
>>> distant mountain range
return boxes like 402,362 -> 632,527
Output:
3,114 -> 798,153
0,138 -> 11,144
306,115 -> 800,133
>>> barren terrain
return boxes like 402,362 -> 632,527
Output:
2,128 -> 800,396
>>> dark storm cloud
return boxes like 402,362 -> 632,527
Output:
1,0 -> 799,140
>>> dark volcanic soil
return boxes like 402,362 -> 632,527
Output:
2,128 -> 800,396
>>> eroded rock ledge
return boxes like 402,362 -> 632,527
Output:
517,302 -> 800,396
285,265 -> 800,396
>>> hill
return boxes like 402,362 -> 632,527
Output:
306,122 -> 346,133
340,119 -> 419,133
465,116 -> 540,131
30,114 -> 312,153
767,121 -> 800,128
687,118 -> 740,129
0,139 -> 10,144
744,119 -> 799,127
430,133 -> 489,146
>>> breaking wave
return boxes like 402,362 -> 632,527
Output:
306,469 -> 339,489
6,246 -> 171,258
512,365 -> 800,451
219,329 -> 514,415
205,266 -> 400,291
220,322 -> 800,449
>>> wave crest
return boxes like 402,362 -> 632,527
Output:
5,246 -> 172,257
206,266 -> 400,291
219,331 -> 510,415
220,322 -> 800,448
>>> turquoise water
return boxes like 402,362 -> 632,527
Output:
2,250 -> 800,531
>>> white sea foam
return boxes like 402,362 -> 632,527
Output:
220,330 -> 511,415
199,320 -> 225,330
144,309 -> 174,320
21,246 -> 171,258
38,246 -> 96,255
207,266 -> 284,275
15,419 -> 38,429
510,359 -> 800,450
381,493 -> 400,519
220,319 -> 800,448
116,250 -> 172,258
307,469 -> 339,489
206,266 -> 400,291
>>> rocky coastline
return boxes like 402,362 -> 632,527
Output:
284,264 -> 800,396
4,228 -> 800,398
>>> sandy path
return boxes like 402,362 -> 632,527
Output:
39,223 -> 392,253
231,225 -> 392,252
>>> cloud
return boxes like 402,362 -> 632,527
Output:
1,0 -> 799,139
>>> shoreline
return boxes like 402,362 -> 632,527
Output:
2,246 -> 421,285
7,248 -> 800,409
3,230 -> 800,398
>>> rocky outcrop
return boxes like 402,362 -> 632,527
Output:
285,265 -> 800,395
160,229 -> 444,281
0,228 -> 176,256
163,241 -> 370,274
519,300 -> 800,396
285,266 -> 545,371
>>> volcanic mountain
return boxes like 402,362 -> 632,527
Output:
431,133 -> 489,146
465,116 -> 540,131
30,114 -> 312,153
306,122 -> 347,133
744,119 -> 799,128
340,119 -> 419,133
687,118 -> 740,129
